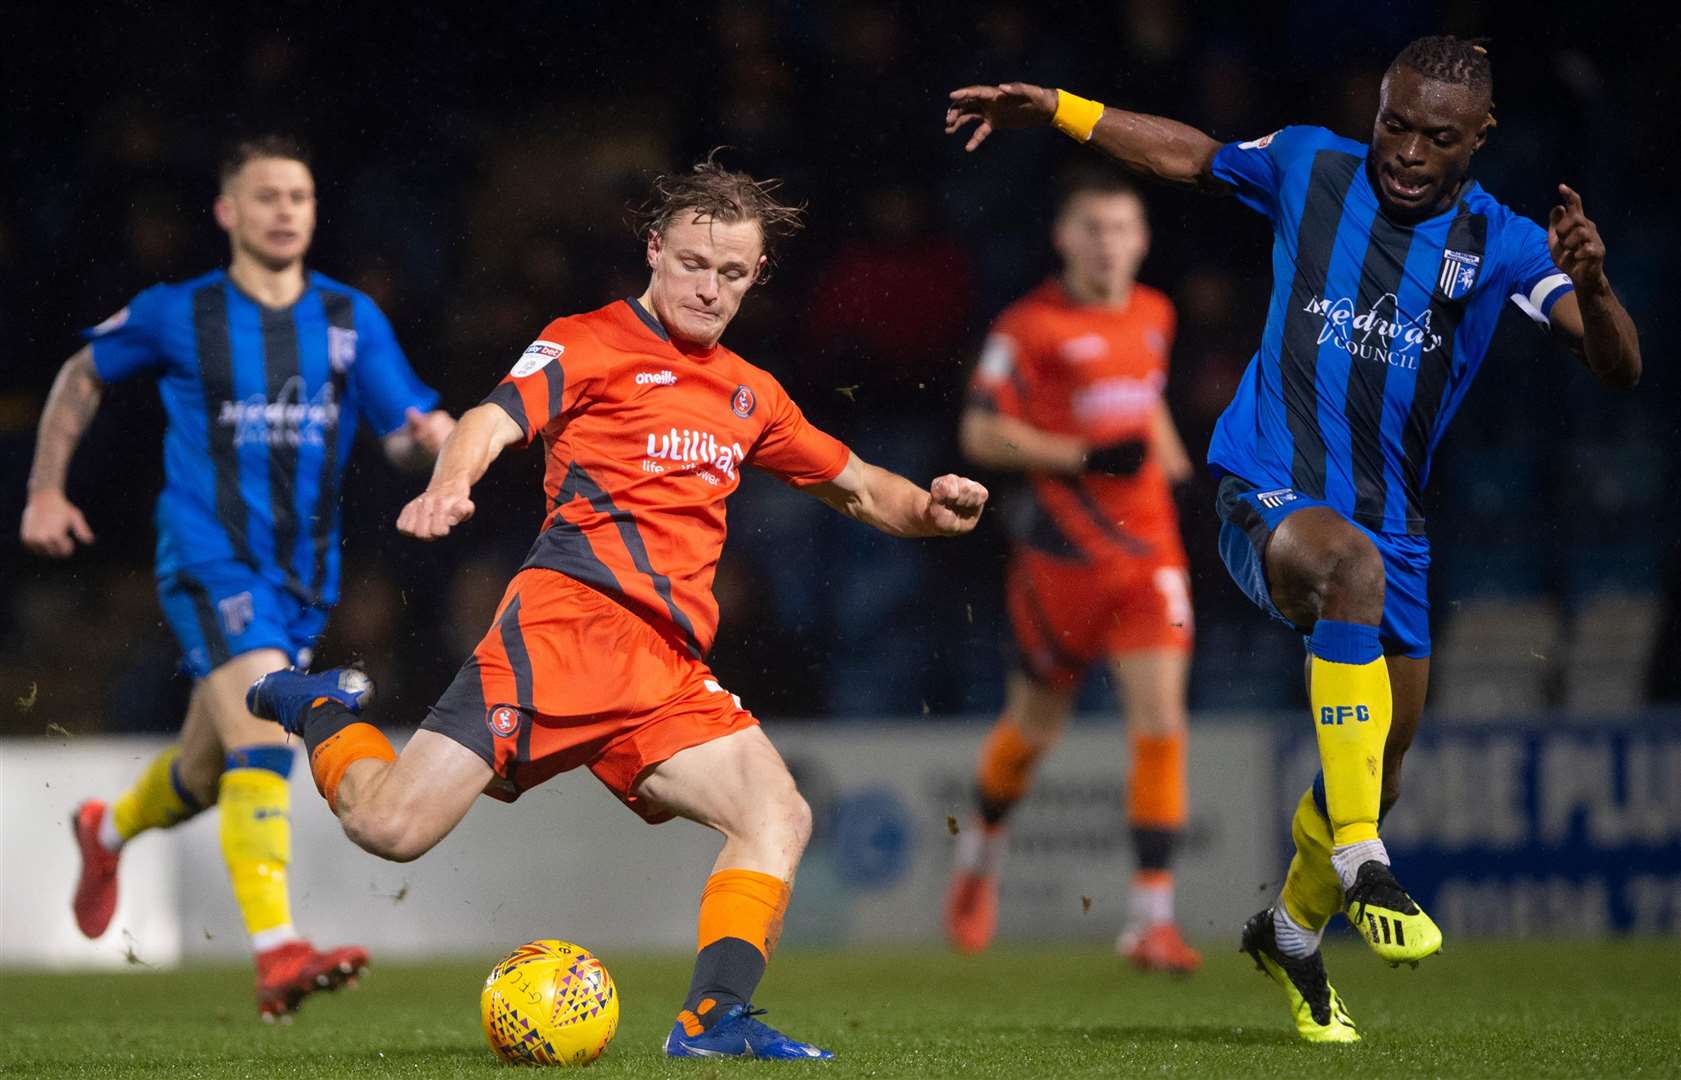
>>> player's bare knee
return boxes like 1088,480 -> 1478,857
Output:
784,790 -> 813,855
1128,701 -> 1186,738
753,778 -> 810,851
1310,532 -> 1385,624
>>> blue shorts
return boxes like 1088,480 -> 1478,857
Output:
158,561 -> 329,678
1214,474 -> 1431,658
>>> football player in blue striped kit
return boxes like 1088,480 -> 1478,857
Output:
20,135 -> 455,1019
947,35 -> 1641,1041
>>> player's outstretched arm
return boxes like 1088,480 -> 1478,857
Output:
945,82 -> 1221,187
395,403 -> 522,541
1544,184 -> 1641,389
20,347 -> 102,557
809,452 -> 988,538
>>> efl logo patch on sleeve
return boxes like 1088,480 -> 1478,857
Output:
1238,130 -> 1279,150
511,340 -> 565,379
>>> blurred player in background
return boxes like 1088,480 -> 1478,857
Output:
245,156 -> 990,1060
20,135 -> 454,1018
947,34 -> 1640,1041
946,169 -> 1200,973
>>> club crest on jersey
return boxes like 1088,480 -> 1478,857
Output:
1437,248 -> 1481,300
730,384 -> 756,418
486,705 -> 521,738
328,326 -> 358,373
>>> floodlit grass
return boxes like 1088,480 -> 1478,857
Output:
2,941 -> 1676,1077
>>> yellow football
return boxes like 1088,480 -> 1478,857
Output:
480,939 -> 619,1067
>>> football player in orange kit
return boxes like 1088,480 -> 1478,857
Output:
247,156 -> 990,1060
946,169 -> 1201,973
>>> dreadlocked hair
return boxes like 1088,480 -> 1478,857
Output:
629,149 -> 806,282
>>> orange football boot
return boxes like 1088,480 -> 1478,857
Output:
71,800 -> 120,939
945,869 -> 1000,954
1119,923 -> 1202,974
255,940 -> 370,1020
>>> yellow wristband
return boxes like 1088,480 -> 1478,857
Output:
1052,89 -> 1105,143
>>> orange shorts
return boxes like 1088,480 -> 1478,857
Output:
420,567 -> 758,822
1007,550 -> 1193,690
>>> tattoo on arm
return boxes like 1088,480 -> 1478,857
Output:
28,348 -> 104,495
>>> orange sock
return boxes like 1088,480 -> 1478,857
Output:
308,722 -> 396,813
680,869 -> 790,1031
1128,731 -> 1187,829
697,868 -> 789,957
1129,731 -> 1186,892
976,715 -> 1043,825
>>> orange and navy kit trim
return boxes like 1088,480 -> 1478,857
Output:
422,299 -> 851,813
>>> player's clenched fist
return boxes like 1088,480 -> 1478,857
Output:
924,475 -> 989,535
397,488 -> 475,540
945,82 -> 1057,151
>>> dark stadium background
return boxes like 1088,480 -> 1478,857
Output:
1,0 -> 1675,735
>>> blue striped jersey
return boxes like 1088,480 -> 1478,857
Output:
83,268 -> 439,605
1206,125 -> 1574,535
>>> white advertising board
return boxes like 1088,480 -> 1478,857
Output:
2,721 -> 1274,969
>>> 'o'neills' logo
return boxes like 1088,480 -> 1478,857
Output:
1303,292 -> 1442,370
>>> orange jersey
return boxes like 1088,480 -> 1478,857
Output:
968,278 -> 1182,562
483,298 -> 851,655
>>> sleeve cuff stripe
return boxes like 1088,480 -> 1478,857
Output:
482,383 -> 531,441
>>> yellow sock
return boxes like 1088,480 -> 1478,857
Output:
110,746 -> 202,843
1307,621 -> 1391,846
218,747 -> 297,946
1280,787 -> 1343,930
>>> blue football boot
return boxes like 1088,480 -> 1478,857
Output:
246,667 -> 375,736
663,1004 -> 833,1060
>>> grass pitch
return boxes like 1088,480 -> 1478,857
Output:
2,941 -> 1676,1078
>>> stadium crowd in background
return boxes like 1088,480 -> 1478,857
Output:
2,1 -> 1674,736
